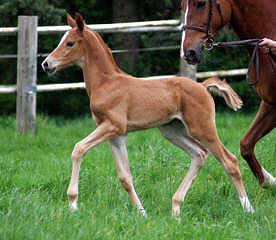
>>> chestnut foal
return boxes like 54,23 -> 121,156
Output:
42,13 -> 254,216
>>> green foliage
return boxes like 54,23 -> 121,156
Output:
0,113 -> 275,239
0,0 -> 64,26
135,32 -> 180,77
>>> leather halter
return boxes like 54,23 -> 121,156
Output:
181,0 -> 270,87
183,0 -> 223,50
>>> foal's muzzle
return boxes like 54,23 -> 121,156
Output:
42,60 -> 56,74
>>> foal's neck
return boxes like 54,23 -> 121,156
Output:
81,30 -> 125,95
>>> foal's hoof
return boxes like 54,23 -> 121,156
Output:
139,208 -> 147,217
171,208 -> 181,223
240,196 -> 255,214
69,202 -> 78,212
244,205 -> 255,214
171,213 -> 181,223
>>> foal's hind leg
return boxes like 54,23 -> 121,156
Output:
188,119 -> 255,213
109,135 -> 146,216
208,141 -> 254,213
240,101 -> 276,188
158,120 -> 209,217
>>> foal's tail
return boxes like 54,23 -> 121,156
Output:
202,77 -> 243,111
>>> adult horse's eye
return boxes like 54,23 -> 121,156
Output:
66,41 -> 75,47
196,1 -> 206,8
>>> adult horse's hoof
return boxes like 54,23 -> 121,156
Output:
261,168 -> 276,189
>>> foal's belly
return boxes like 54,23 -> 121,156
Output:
126,113 -> 178,132
126,98 -> 179,132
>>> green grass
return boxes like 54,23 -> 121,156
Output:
0,112 -> 275,240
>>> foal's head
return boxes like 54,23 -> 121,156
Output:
181,0 -> 231,64
42,13 -> 86,74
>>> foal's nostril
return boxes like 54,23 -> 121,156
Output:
42,61 -> 56,74
43,61 -> 49,68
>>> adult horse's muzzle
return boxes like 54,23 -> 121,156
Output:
184,45 -> 202,65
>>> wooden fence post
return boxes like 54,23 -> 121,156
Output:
16,16 -> 38,134
179,11 -> 197,80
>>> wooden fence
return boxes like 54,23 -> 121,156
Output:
0,16 -> 248,133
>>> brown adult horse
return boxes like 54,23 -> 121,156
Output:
181,0 -> 276,189
42,13 -> 254,216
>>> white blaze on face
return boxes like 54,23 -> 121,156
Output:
41,31 -> 69,71
180,0 -> 189,58
57,31 -> 69,47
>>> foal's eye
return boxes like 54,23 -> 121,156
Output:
196,1 -> 206,8
66,41 -> 75,47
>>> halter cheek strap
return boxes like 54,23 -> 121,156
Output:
182,0 -> 274,87
183,0 -> 219,47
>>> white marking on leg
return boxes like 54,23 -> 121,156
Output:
239,196 -> 254,213
261,167 -> 276,189
180,0 -> 189,58
69,200 -> 78,212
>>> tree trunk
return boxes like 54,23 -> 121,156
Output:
112,0 -> 139,74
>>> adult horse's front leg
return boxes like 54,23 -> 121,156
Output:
109,136 -> 146,216
67,121 -> 117,211
240,101 -> 276,188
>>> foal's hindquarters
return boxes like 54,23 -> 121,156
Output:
157,80 -> 254,216
67,77 -> 254,217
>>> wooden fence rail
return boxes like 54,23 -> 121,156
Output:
0,68 -> 248,94
0,19 -> 181,36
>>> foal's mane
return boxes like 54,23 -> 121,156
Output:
87,28 -> 124,74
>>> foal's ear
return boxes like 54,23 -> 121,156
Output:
66,13 -> 77,28
75,13 -> 84,32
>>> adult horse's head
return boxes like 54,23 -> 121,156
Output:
42,13 -> 85,74
181,0 -> 231,64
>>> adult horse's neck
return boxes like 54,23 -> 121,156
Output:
230,0 -> 275,40
81,29 -> 125,96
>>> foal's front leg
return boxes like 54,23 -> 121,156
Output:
67,121 -> 117,211
109,136 -> 146,216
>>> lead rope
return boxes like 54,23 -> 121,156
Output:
268,48 -> 276,72
210,39 -> 262,86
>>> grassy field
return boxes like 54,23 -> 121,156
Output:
0,112 -> 275,240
